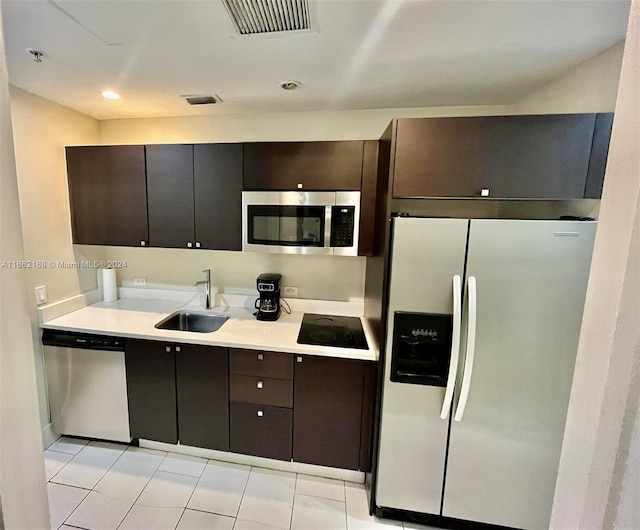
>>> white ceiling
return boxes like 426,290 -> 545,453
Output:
2,0 -> 631,120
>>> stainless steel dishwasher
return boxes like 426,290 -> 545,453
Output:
42,330 -> 131,443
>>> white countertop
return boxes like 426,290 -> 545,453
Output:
41,295 -> 379,362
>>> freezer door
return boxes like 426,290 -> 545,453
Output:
443,220 -> 596,529
376,217 -> 468,514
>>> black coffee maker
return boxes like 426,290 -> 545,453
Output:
255,273 -> 282,321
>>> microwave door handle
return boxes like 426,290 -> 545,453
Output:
454,275 -> 477,422
324,205 -> 332,249
440,275 -> 462,420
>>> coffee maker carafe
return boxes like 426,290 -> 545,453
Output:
255,273 -> 281,321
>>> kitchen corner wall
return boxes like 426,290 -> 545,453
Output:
10,86 -> 104,301
9,86 -> 102,431
512,40 -> 625,114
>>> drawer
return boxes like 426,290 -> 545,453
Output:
230,402 -> 292,461
230,349 -> 293,380
230,375 -> 293,408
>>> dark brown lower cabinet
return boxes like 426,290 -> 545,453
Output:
293,355 -> 374,471
125,340 -> 177,444
176,345 -> 229,451
230,402 -> 292,461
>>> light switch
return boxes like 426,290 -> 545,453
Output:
35,285 -> 47,305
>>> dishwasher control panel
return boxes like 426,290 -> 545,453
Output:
42,330 -> 123,351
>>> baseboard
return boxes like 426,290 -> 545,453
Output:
139,439 -> 365,483
42,423 -> 59,450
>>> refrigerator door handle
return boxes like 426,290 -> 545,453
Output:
440,275 -> 462,419
454,275 -> 477,422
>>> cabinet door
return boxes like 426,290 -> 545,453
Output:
176,345 -> 229,451
293,355 -> 366,470
66,146 -> 148,246
124,340 -> 177,444
230,402 -> 292,461
243,141 -> 364,190
392,114 -> 596,199
146,144 -> 195,248
584,113 -> 614,199
194,144 -> 243,250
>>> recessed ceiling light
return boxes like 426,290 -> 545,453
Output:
279,80 -> 301,91
101,90 -> 120,100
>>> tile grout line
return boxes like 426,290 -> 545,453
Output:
115,449 -> 172,530
61,443 -> 131,528
343,480 -> 349,530
232,463 -> 253,522
288,472 -> 298,530
176,457 -> 209,530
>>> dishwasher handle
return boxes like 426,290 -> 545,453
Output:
42,330 -> 124,351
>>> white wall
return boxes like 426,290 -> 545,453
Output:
0,5 -> 50,529
10,86 -> 103,301
9,86 -> 102,430
513,40 -> 624,114
550,3 -> 640,528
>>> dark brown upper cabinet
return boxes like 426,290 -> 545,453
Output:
176,344 -> 230,451
146,143 -> 243,250
66,145 -> 148,246
194,144 -> 243,251
146,144 -> 195,248
243,141 -> 364,190
584,113 -> 615,199
391,114 -> 613,199
293,354 -> 375,471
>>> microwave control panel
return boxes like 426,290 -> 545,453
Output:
330,206 -> 355,247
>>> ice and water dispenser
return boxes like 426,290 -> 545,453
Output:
390,311 -> 453,386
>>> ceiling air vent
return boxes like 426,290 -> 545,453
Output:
183,95 -> 219,106
222,0 -> 310,35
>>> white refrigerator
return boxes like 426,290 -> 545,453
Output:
374,217 -> 596,529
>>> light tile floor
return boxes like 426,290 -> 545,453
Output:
45,437 -> 434,530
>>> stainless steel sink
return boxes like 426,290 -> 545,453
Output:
155,311 -> 229,333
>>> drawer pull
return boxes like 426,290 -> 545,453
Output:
296,356 -> 303,363
257,353 -> 264,361
257,380 -> 264,389
257,409 -> 264,417
175,346 -> 181,352
165,346 -> 171,353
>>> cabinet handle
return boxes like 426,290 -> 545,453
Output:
257,380 -> 263,389
187,242 -> 193,248
175,346 -> 181,352
297,183 -> 303,189
195,242 -> 201,248
480,188 -> 490,197
296,356 -> 303,363
140,240 -> 146,246
257,353 -> 264,361
165,346 -> 171,353
257,409 -> 264,417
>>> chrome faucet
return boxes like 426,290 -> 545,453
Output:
194,269 -> 212,309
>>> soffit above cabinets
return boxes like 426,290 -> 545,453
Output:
2,0 -> 631,120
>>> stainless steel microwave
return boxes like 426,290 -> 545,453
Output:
242,191 -> 360,256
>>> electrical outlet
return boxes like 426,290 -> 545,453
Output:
283,286 -> 298,297
133,277 -> 147,286
35,285 -> 47,305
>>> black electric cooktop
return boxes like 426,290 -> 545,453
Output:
297,313 -> 369,350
